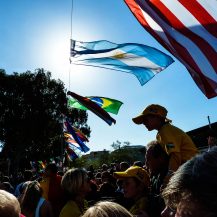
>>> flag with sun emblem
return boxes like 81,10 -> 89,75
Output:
70,39 -> 174,85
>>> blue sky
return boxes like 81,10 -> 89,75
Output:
1,0 -> 217,152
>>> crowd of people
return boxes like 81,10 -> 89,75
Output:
0,104 -> 217,217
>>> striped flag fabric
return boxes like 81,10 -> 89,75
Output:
64,133 -> 83,151
70,39 -> 174,86
72,127 -> 89,142
68,96 -> 123,115
65,132 -> 89,153
66,146 -> 78,160
64,128 -> 89,143
124,0 -> 217,98
64,119 -> 90,153
67,91 -> 116,126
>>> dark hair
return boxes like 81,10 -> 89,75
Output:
95,172 -> 102,179
133,161 -> 143,167
162,147 -> 217,215
101,171 -> 110,180
23,170 -> 33,180
21,181 -> 42,214
102,164 -> 108,170
120,162 -> 130,171
1,176 -> 10,182
46,163 -> 57,174
146,140 -> 168,159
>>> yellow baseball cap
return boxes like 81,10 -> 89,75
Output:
113,166 -> 150,188
132,104 -> 171,124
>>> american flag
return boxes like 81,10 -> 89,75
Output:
125,0 -> 217,98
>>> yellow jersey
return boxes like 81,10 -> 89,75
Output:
130,196 -> 148,215
156,123 -> 198,171
59,200 -> 88,217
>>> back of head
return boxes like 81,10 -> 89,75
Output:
82,201 -> 133,217
23,170 -> 33,180
1,176 -> 10,182
20,181 -> 42,212
45,163 -> 58,174
133,161 -> 143,167
0,182 -> 14,194
0,190 -> 21,217
102,164 -> 108,171
146,140 -> 169,160
61,168 -> 87,199
163,147 -> 217,215
101,171 -> 110,180
120,161 -> 130,171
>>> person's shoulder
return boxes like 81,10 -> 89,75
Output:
40,199 -> 53,217
130,196 -> 148,214
60,201 -> 80,217
63,200 -> 79,210
41,198 -> 51,209
161,123 -> 184,133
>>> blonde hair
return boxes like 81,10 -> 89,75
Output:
0,190 -> 21,217
61,168 -> 87,199
82,201 -> 133,217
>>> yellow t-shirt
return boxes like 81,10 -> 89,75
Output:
59,200 -> 88,217
156,123 -> 198,171
129,196 -> 148,215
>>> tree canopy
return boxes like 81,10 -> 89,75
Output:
0,68 -> 90,171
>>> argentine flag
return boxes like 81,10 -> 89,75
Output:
70,39 -> 174,85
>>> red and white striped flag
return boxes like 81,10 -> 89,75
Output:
125,0 -> 217,98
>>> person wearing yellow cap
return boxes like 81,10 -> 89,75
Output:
113,166 -> 150,216
132,104 -> 198,186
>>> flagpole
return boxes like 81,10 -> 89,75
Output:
70,0 -> 73,40
207,116 -> 211,129
61,115 -> 65,171
68,0 -> 74,90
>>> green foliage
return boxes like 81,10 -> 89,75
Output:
69,146 -> 146,170
111,140 -> 122,150
0,68 -> 90,171
111,140 -> 131,150
72,156 -> 101,169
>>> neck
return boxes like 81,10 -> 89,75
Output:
133,192 -> 145,201
156,121 -> 167,131
75,196 -> 85,212
75,194 -> 84,204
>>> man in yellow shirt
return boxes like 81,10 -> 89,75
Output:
132,104 -> 198,183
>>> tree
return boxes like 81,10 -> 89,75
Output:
111,140 -> 131,150
0,68 -> 90,173
123,141 -> 131,147
110,140 -> 145,165
111,140 -> 122,150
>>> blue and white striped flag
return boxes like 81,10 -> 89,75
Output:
70,39 -> 174,85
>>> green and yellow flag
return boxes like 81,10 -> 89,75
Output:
68,96 -> 123,115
